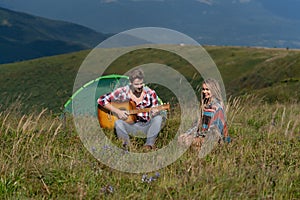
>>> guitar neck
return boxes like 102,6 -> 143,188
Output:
128,104 -> 170,115
129,108 -> 151,115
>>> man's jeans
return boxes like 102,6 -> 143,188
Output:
115,115 -> 163,146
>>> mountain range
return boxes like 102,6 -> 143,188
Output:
0,7 -> 109,63
1,0 -> 300,50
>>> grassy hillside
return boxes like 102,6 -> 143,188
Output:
208,46 -> 300,102
0,46 -> 299,114
0,50 -> 89,113
0,95 -> 299,199
0,46 -> 299,199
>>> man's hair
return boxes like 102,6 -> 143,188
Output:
128,68 -> 144,82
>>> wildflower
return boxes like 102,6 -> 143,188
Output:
107,185 -> 114,193
142,174 -> 147,182
100,185 -> 114,194
102,145 -> 112,150
141,172 -> 160,183
121,149 -> 129,155
155,172 -> 160,178
91,146 -> 97,153
148,176 -> 155,183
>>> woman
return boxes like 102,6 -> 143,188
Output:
178,78 -> 229,151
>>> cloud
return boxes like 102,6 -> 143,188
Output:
101,0 -> 165,2
196,0 -> 214,6
239,0 -> 251,3
100,0 -> 118,3
129,0 -> 165,1
231,0 -> 251,4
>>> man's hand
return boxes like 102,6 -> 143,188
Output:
103,103 -> 129,121
150,107 -> 160,117
116,109 -> 129,120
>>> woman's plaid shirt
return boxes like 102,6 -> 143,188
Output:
201,100 -> 228,138
97,85 -> 159,122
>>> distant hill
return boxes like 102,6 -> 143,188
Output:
0,46 -> 299,113
0,7 -> 109,63
2,0 -> 300,49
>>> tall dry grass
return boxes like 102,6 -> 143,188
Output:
0,96 -> 299,199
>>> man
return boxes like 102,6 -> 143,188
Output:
97,68 -> 163,150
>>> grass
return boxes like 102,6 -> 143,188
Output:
0,46 -> 299,198
0,50 -> 89,114
0,96 -> 299,199
0,46 -> 300,114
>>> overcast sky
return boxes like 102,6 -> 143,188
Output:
1,0 -> 300,36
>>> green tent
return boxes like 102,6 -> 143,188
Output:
64,74 -> 130,115
63,74 -> 164,116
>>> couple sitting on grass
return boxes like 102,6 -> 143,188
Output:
97,68 -> 229,153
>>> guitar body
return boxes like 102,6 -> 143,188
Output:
98,101 -> 170,129
98,101 -> 137,129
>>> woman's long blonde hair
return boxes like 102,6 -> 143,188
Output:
201,78 -> 224,108
198,78 -> 225,127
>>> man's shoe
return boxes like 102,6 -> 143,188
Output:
143,145 -> 156,151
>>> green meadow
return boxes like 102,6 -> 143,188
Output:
0,46 -> 299,199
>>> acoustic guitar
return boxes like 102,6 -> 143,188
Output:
98,101 -> 170,129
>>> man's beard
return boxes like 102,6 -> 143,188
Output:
136,86 -> 143,93
133,86 -> 143,97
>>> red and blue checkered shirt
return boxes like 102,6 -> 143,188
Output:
97,85 -> 159,122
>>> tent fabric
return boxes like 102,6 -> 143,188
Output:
64,74 -> 130,114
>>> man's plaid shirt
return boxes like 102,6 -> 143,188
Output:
97,85 -> 159,122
